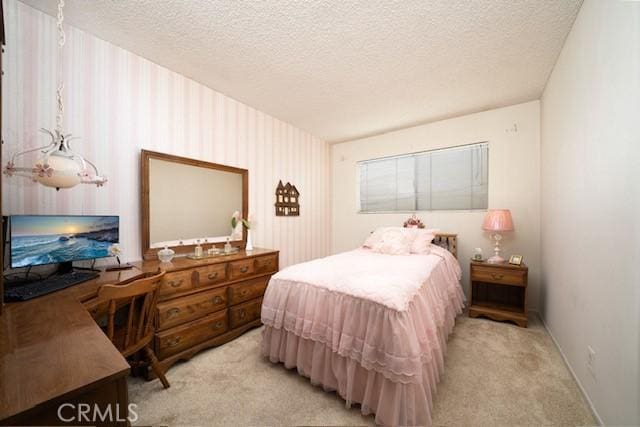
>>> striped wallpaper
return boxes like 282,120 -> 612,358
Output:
1,0 -> 331,267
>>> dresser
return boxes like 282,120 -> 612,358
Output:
134,248 -> 279,373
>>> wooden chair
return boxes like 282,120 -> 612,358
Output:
96,270 -> 170,388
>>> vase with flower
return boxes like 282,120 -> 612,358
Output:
104,243 -> 133,271
231,212 -> 253,252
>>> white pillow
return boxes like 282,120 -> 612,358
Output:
369,227 -> 414,255
363,228 -> 386,248
363,227 -> 408,248
410,228 -> 439,254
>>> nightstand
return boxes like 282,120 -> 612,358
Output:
468,260 -> 528,327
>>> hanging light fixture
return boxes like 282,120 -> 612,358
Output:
3,0 -> 107,190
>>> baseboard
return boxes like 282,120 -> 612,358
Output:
531,310 -> 604,426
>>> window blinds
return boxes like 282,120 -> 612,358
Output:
358,142 -> 488,212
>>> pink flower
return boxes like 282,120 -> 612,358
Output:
3,161 -> 15,177
403,215 -> 426,229
32,163 -> 54,178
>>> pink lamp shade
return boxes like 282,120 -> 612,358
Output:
482,209 -> 514,232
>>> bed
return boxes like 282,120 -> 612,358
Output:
261,232 -> 465,426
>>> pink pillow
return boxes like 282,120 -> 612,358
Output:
410,228 -> 439,254
372,228 -> 414,255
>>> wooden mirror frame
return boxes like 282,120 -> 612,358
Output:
141,150 -> 249,260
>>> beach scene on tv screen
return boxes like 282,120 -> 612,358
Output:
11,216 -> 119,268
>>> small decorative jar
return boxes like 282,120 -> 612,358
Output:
473,247 -> 483,261
224,237 -> 233,254
157,246 -> 175,263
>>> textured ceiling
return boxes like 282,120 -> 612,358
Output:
21,0 -> 582,142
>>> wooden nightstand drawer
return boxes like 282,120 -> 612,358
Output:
471,265 -> 526,286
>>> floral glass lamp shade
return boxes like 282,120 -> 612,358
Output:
482,209 -> 514,264
2,0 -> 107,190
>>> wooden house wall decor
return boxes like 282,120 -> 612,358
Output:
275,180 -> 300,216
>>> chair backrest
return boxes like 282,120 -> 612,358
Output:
96,270 -> 165,356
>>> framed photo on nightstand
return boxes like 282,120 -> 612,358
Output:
509,254 -> 523,265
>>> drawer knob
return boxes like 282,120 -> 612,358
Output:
169,279 -> 184,288
491,273 -> 504,280
240,266 -> 250,273
213,296 -> 223,305
166,336 -> 181,347
239,310 -> 246,319
208,272 -> 219,280
240,289 -> 248,296
167,308 -> 181,319
213,321 -> 224,330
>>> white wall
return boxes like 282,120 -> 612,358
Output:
331,101 -> 541,308
2,0 -> 331,267
540,0 -> 640,425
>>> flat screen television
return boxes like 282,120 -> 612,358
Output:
9,215 -> 119,268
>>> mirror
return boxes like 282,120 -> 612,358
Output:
141,150 -> 248,260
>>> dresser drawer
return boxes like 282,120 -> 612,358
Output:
158,270 -> 196,297
471,266 -> 526,286
197,263 -> 227,287
254,254 -> 278,275
229,298 -> 262,329
229,259 -> 255,280
228,276 -> 269,306
157,287 -> 227,330
156,310 -> 228,359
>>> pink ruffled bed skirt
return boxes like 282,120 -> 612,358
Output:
261,257 -> 465,426
263,326 -> 446,426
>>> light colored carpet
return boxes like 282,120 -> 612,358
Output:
129,315 -> 597,426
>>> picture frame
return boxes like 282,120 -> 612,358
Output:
509,254 -> 523,265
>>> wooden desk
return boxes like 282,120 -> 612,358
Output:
0,268 -> 145,426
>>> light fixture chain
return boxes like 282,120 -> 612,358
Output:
55,0 -> 66,136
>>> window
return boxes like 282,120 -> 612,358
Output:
358,142 -> 488,212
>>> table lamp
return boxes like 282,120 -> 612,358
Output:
482,209 -> 514,264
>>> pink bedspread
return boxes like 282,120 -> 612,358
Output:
261,245 -> 465,426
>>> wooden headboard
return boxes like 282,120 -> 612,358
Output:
433,233 -> 458,259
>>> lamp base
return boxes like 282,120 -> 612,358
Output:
487,255 -> 506,264
488,232 -> 505,264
